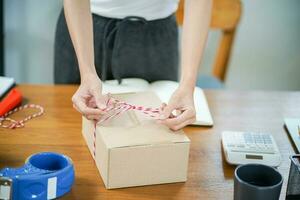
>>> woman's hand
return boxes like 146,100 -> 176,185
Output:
158,87 -> 196,131
72,74 -> 108,120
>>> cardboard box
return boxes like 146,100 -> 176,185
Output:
82,92 -> 190,189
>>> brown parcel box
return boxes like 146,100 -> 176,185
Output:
82,92 -> 190,189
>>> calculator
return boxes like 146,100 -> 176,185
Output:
221,131 -> 281,167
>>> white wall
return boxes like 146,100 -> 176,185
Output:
226,0 -> 300,90
4,0 -> 62,83
4,0 -> 300,90
200,0 -> 300,90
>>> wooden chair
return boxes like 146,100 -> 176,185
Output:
176,0 -> 242,88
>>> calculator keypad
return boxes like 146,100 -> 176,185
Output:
224,132 -> 277,154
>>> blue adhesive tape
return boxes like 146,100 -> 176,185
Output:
0,152 -> 75,200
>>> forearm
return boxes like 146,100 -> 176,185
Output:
179,0 -> 212,91
64,0 -> 96,80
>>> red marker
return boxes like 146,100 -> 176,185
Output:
0,88 -> 23,116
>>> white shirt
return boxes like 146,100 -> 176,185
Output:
90,0 -> 179,21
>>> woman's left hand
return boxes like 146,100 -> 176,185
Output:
158,87 -> 196,131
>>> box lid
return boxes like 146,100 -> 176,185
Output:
96,92 -> 190,149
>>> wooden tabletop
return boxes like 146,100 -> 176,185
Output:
1,85 -> 299,200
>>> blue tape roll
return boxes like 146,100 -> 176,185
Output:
0,152 -> 75,200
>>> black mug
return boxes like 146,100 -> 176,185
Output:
234,164 -> 283,200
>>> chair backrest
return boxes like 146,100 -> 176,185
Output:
176,0 -> 242,82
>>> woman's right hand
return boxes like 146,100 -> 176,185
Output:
72,73 -> 108,121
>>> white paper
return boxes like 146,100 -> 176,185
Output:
102,78 -> 149,94
0,76 -> 15,98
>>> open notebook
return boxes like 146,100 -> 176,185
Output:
102,78 -> 213,126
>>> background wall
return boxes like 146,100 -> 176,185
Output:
4,0 -> 300,90
4,0 -> 62,83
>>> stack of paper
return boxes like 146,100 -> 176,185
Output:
0,76 -> 15,98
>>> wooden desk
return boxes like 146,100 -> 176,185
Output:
1,85 -> 299,200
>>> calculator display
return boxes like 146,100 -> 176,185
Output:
246,154 -> 263,160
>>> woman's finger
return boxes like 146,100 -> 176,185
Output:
92,89 -> 108,110
170,117 -> 196,131
86,97 -> 97,108
159,108 -> 195,128
160,102 -> 177,120
74,98 -> 106,115
84,114 -> 102,121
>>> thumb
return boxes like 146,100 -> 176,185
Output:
92,89 -> 107,110
160,103 -> 175,120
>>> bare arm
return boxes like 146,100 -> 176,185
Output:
160,0 -> 212,130
180,0 -> 212,91
64,0 -> 107,119
64,0 -> 96,77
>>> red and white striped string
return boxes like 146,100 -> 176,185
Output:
0,104 -> 44,129
93,122 -> 97,158
92,96 -> 161,158
98,97 -> 161,123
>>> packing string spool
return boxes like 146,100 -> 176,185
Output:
0,104 -> 44,129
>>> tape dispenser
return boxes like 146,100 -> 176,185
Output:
0,152 -> 75,200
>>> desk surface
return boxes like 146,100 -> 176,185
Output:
1,85 -> 300,200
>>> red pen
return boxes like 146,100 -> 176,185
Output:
0,88 -> 23,116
